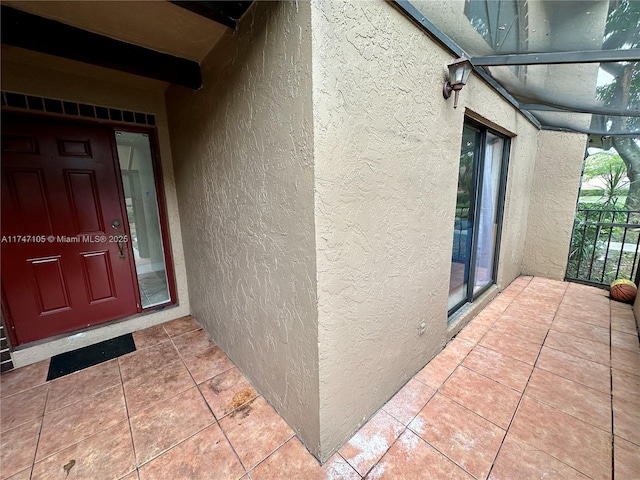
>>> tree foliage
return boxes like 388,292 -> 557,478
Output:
595,1 -> 640,210
583,151 -> 628,205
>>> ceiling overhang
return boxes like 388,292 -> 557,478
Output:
1,1 -> 254,90
170,1 -> 253,30
1,5 -> 202,89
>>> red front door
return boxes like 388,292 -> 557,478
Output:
1,113 -> 139,345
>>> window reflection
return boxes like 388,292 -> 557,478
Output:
115,131 -> 170,308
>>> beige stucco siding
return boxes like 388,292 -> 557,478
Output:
165,2 -> 320,455
1,55 -> 191,365
523,130 -> 586,280
311,0 -> 539,459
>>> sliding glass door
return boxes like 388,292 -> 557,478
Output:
449,120 -> 509,315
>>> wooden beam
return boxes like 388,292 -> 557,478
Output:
1,6 -> 202,90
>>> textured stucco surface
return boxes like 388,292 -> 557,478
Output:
311,0 -> 538,459
523,131 -> 587,280
1,57 -> 191,365
166,1 -> 320,454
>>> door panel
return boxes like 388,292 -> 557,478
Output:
29,256 -> 70,314
65,170 -> 104,234
6,169 -> 54,234
1,113 -> 139,344
81,251 -> 116,303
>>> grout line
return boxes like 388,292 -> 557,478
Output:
485,280 -> 554,479
180,342 -> 250,475
28,382 -> 51,479
117,359 -> 140,478
337,451 -> 364,479
610,298 -> 615,480
244,434 -> 296,477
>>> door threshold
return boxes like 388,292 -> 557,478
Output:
9,304 -> 188,369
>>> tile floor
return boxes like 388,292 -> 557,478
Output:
1,276 -> 639,479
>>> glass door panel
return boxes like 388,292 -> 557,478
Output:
449,121 -> 509,316
115,131 -> 171,308
473,133 -> 504,293
449,126 -> 479,311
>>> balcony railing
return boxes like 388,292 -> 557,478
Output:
566,208 -> 640,287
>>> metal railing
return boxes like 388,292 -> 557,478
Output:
566,209 -> 640,287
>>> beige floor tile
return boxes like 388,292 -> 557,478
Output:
32,421 -> 135,480
610,304 -> 636,335
251,437 -> 359,480
440,338 -> 476,364
613,397 -> 640,446
172,329 -> 215,358
199,367 -> 258,420
0,360 -> 50,398
611,347 -> 640,376
1,277 -> 635,480
1,384 -> 48,433
46,359 -> 121,413
181,345 -> 234,384
440,366 -> 520,429
462,345 -> 533,392
455,321 -> 491,343
367,429 -> 474,480
162,316 -> 201,337
414,355 -> 459,389
490,315 -> 549,345
133,324 -> 171,350
614,436 -> 640,480
138,424 -> 244,480
0,419 -> 41,479
130,387 -> 214,465
36,384 -> 127,461
409,393 -> 505,480
338,410 -> 404,476
382,378 -> 435,426
536,347 -> 611,393
489,435 -> 589,480
123,361 -> 195,416
555,304 -> 610,329
4,469 -> 32,480
611,330 -> 640,353
525,368 -> 611,431
118,471 -> 139,480
612,369 -> 640,406
479,329 -> 541,365
544,330 -> 610,366
504,300 -> 556,324
551,315 -> 610,345
219,396 -> 294,471
509,396 -> 611,480
118,341 -> 181,383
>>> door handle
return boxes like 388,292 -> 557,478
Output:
111,219 -> 125,260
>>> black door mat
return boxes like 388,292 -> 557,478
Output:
47,334 -> 136,381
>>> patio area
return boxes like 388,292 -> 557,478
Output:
1,275 -> 639,479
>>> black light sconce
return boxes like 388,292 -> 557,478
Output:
443,57 -> 473,108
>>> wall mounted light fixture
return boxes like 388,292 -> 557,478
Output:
443,57 -> 473,109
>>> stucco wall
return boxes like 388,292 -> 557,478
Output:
311,0 -> 538,459
165,2 -> 320,454
523,130 -> 587,279
1,56 -> 191,365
